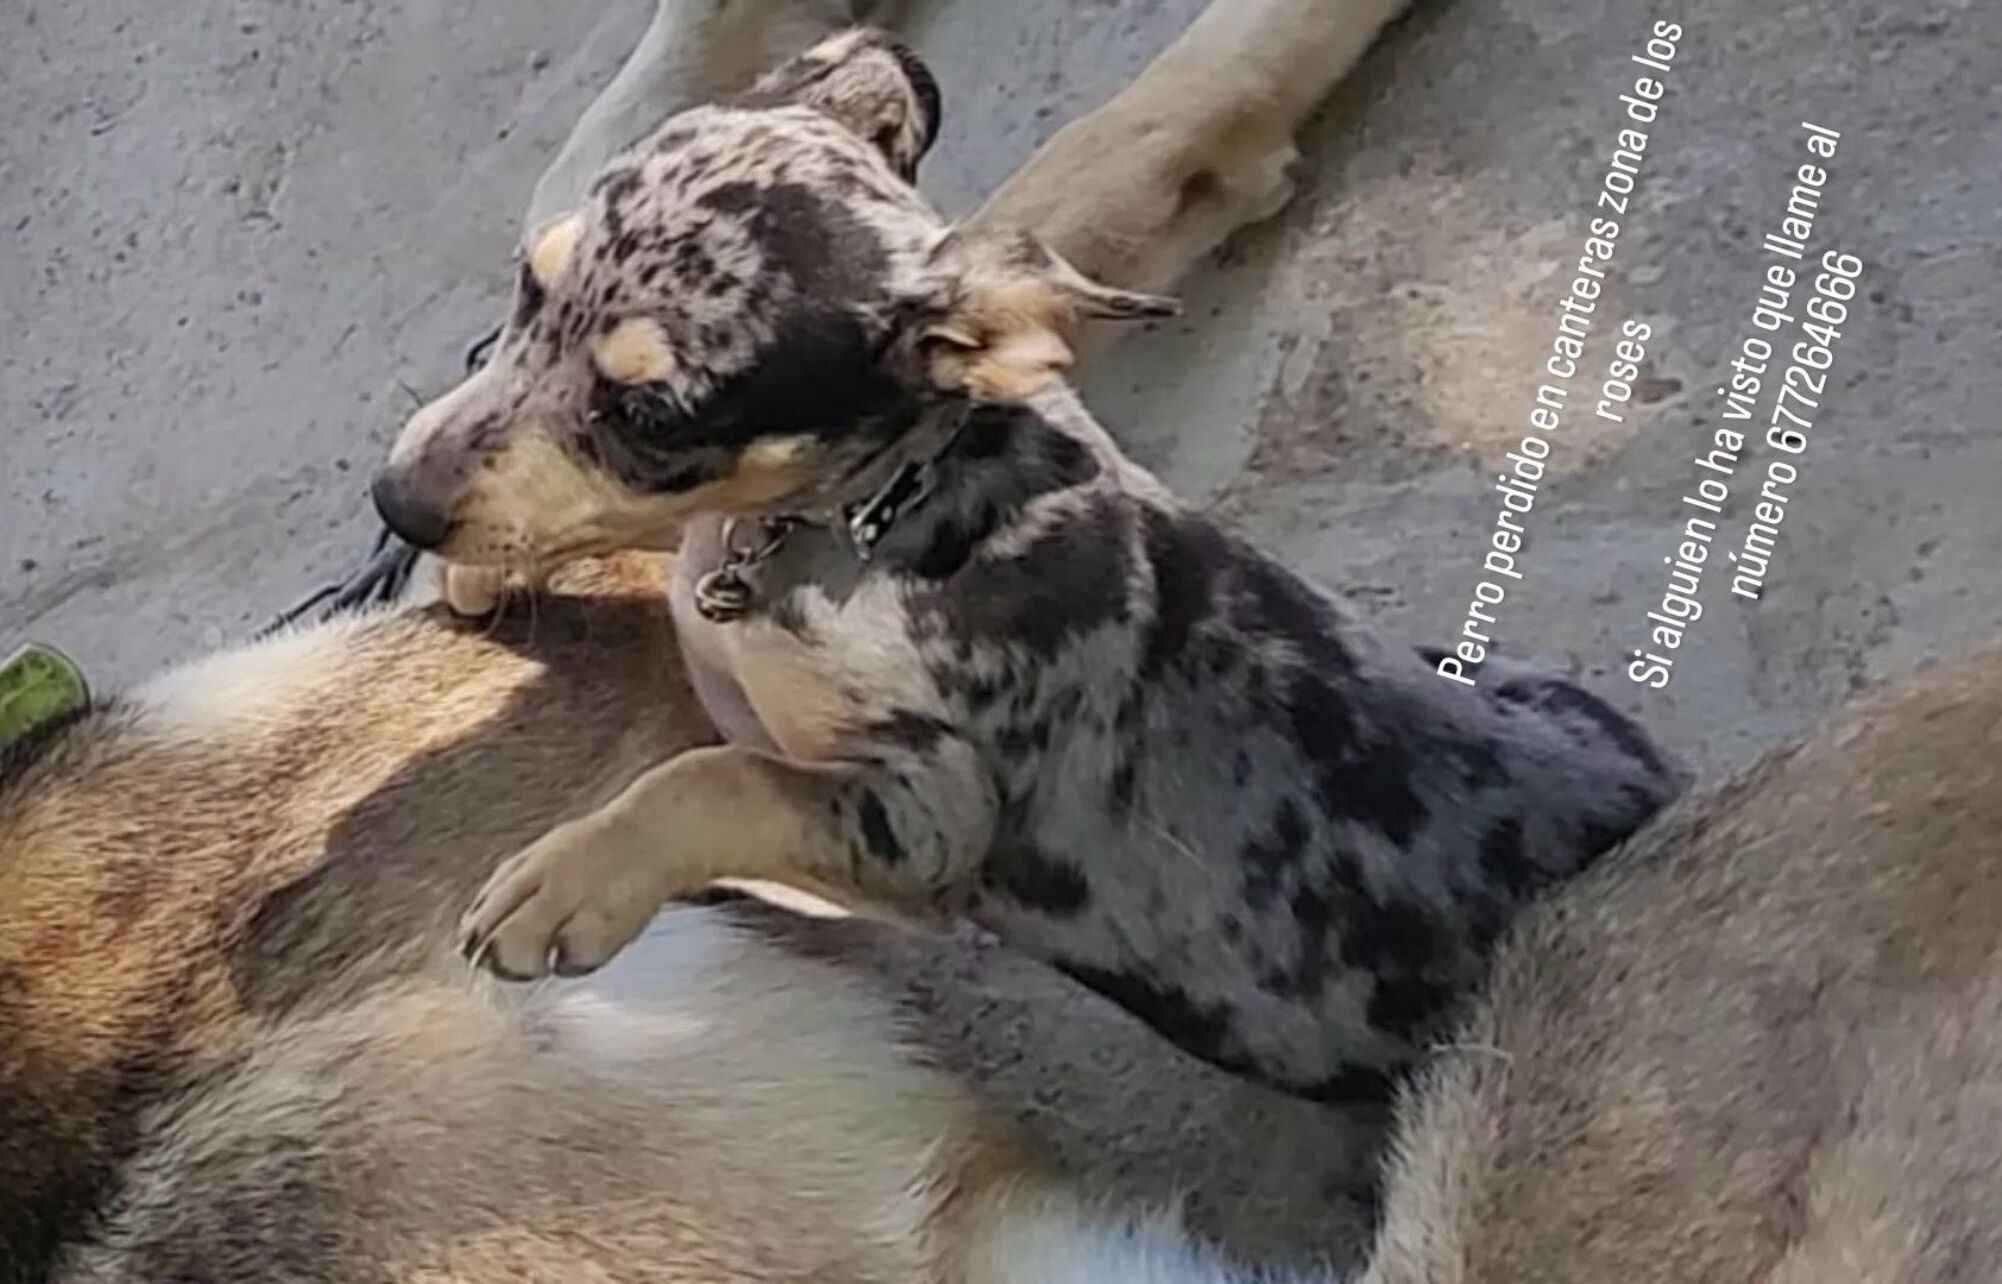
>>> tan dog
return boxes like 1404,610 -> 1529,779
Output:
1363,640 -> 2002,1282
1,554 -> 1334,1283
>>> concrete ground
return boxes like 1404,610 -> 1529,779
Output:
4,0 -> 1998,1273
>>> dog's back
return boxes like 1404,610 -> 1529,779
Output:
1361,641 -> 2002,1282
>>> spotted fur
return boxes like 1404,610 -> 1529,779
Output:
380,30 -> 1681,1099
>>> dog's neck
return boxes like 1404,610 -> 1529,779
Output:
682,394 -> 1032,623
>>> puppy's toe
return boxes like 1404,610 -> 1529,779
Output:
460,849 -> 541,959
549,904 -> 642,977
460,822 -> 665,982
463,872 -> 568,982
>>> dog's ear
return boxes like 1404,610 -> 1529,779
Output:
739,29 -> 941,180
915,230 -> 1180,401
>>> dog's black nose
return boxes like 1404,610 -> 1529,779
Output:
370,472 -> 453,551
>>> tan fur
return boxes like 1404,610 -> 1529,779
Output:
459,742 -> 907,978
526,210 -> 586,289
592,315 -> 676,384
926,277 -> 1086,401
1359,641 -> 2002,1283
430,423 -> 814,571
968,0 -> 1412,293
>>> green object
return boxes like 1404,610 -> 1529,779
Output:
0,644 -> 90,748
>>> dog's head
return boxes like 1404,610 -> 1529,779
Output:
373,29 -> 1174,569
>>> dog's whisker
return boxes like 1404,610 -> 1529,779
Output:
1137,812 -> 1217,885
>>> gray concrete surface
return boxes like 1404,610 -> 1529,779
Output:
4,0 -> 1998,1273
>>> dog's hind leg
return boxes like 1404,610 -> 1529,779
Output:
967,0 -> 1412,296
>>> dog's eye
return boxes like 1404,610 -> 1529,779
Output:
588,376 -> 685,434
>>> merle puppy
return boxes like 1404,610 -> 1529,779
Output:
371,31 -> 1679,1102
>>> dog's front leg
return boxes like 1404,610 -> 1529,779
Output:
459,738 -> 996,980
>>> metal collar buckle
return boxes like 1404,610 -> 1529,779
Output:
843,458 -> 930,563
692,516 -> 797,623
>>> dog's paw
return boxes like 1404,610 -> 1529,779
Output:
458,818 -> 668,981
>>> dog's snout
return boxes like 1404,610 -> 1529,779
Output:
371,470 -> 454,551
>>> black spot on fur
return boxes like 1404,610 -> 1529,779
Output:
956,405 -> 1097,487
1442,734 -> 1510,790
910,502 -> 1000,580
1477,817 -> 1535,896
981,843 -> 1091,917
509,262 -> 546,331
699,180 -> 888,301
1241,798 -> 1313,912
1137,510 -> 1224,681
865,711 -> 951,754
1300,1065 -> 1397,1105
1056,962 -> 1238,1069
651,124 -> 697,154
1108,756 -> 1138,814
592,166 -> 643,234
1256,875 -> 1341,1002
930,498 -> 1130,661
1340,894 -> 1443,978
1495,674 -> 1669,779
996,718 -> 1053,759
902,412 -> 1103,591
1285,673 -> 1426,848
1575,800 -> 1649,861
1365,973 -> 1458,1041
855,789 -> 905,866
1232,556 -> 1357,677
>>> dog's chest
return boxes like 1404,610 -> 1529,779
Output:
670,520 -> 927,765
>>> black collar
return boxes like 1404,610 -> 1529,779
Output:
692,409 -> 969,623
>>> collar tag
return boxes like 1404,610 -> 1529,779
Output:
692,518 -> 796,623
0,644 -> 90,749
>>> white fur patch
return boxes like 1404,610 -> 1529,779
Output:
970,1191 -> 1335,1284
133,610 -> 384,736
